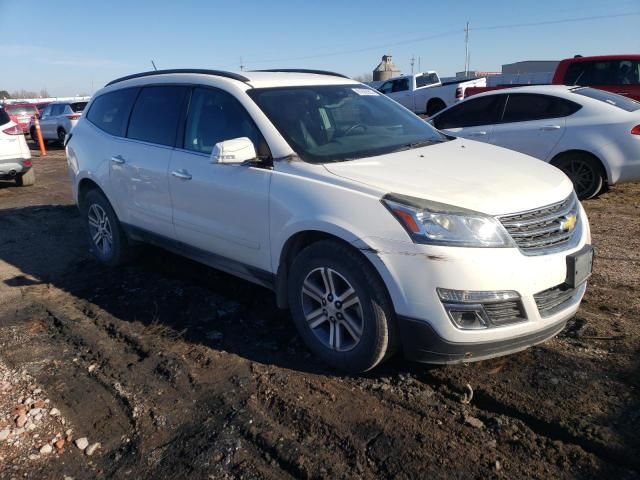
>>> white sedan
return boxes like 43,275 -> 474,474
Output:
430,85 -> 640,199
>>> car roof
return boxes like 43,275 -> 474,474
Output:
560,54 -> 640,63
104,69 -> 358,90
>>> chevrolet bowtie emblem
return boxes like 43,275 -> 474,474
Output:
560,214 -> 577,232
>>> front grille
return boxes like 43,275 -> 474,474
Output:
498,195 -> 580,255
534,284 -> 578,318
483,300 -> 527,326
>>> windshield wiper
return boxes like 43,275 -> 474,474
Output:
389,140 -> 440,153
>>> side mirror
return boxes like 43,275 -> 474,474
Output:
210,137 -> 257,164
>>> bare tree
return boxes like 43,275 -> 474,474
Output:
0,90 -> 9,100
39,88 -> 50,98
9,89 -> 39,99
353,72 -> 373,83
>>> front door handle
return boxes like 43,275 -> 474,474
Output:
111,155 -> 125,164
539,125 -> 561,131
171,169 -> 192,180
468,131 -> 487,137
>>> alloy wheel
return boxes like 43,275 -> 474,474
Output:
300,267 -> 364,352
87,204 -> 113,257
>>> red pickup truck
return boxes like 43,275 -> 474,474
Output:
465,55 -> 640,101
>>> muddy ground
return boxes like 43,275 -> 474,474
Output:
0,144 -> 638,479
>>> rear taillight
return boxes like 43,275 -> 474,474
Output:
631,125 -> 640,135
65,114 -> 81,120
2,125 -> 23,135
22,159 -> 32,167
455,87 -> 463,99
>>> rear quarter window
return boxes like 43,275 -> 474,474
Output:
87,88 -> 139,137
502,94 -> 581,122
573,87 -> 640,112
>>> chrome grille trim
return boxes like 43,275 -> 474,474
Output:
498,194 -> 581,255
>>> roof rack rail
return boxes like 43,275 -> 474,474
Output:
105,69 -> 251,87
252,69 -> 350,79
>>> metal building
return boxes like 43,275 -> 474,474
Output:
373,55 -> 400,81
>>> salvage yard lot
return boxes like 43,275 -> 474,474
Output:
0,146 -> 639,479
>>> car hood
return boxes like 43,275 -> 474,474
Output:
323,139 -> 573,216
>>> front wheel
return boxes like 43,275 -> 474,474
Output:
287,240 -> 397,373
553,153 -> 604,200
82,189 -> 133,267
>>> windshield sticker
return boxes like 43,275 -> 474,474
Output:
352,88 -> 379,96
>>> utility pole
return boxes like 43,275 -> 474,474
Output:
464,21 -> 470,77
410,55 -> 415,74
240,57 -> 245,71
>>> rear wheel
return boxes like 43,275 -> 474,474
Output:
287,240 -> 398,373
57,128 -> 66,145
553,153 -> 604,200
426,98 -> 446,117
15,169 -> 35,187
82,189 -> 133,267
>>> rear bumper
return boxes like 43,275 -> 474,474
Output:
398,314 -> 568,364
0,159 -> 30,178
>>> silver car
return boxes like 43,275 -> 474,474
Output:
30,101 -> 87,144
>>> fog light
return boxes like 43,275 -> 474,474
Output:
443,304 -> 489,330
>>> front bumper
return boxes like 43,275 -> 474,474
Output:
357,203 -> 591,360
398,312 -> 570,364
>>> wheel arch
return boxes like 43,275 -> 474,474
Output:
275,230 -> 390,310
426,97 -> 446,115
549,149 -> 609,185
77,177 -> 104,210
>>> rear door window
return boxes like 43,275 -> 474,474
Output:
433,95 -> 505,129
127,86 -> 188,146
502,94 -> 581,123
87,88 -> 139,137
50,104 -> 65,116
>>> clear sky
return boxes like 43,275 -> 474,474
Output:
1,0 -> 639,96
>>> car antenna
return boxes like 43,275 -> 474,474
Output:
151,60 -> 158,71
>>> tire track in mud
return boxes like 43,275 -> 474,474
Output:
412,367 -> 640,475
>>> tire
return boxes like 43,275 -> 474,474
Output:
15,169 -> 35,187
30,127 -> 37,141
552,153 -> 604,200
287,240 -> 398,373
82,189 -> 133,267
426,99 -> 446,117
57,128 -> 66,145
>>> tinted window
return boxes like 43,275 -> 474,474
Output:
392,78 -> 410,92
70,102 -> 87,112
565,60 -> 640,86
416,73 -> 439,88
87,88 -> 138,137
0,108 -> 10,125
573,87 -> 640,112
127,86 -> 187,146
433,95 -> 505,129
184,87 -> 267,155
378,81 -> 393,94
502,94 -> 581,122
51,104 -> 66,116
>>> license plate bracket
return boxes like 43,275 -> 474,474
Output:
566,245 -> 593,288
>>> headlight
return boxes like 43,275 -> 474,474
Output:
382,193 -> 514,247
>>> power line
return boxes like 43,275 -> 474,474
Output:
219,11 -> 640,69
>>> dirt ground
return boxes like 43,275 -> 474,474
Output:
0,143 -> 638,480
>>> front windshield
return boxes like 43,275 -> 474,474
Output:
248,84 -> 447,163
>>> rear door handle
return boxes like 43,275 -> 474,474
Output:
111,155 -> 125,164
171,169 -> 192,180
539,125 -> 561,131
468,131 -> 487,137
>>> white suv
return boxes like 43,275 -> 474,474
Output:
66,69 -> 593,372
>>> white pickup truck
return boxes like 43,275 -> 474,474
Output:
377,71 -> 486,116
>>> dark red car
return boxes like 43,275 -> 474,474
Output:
3,103 -> 38,134
552,55 -> 640,101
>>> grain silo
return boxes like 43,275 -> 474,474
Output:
373,55 -> 400,81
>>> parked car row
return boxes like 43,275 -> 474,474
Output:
429,85 -> 640,199
67,69 -> 592,373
